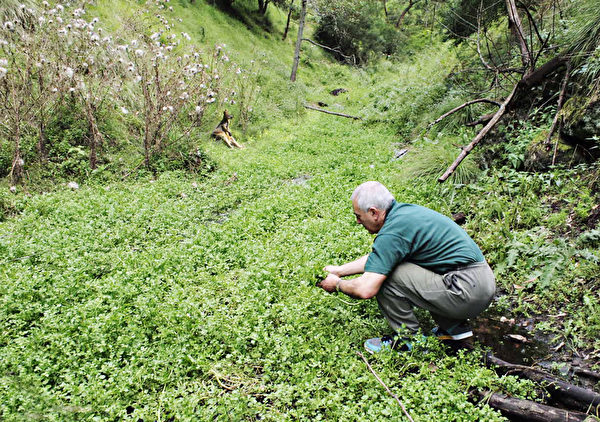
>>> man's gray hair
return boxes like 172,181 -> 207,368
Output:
351,181 -> 395,212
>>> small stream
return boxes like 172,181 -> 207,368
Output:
471,313 -> 548,365
470,312 -> 600,392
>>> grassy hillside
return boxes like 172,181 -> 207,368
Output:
1,0 -> 599,420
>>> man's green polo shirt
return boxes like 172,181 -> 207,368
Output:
364,201 -> 484,275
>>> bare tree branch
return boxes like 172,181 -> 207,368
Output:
439,82 -> 519,182
428,98 -> 501,129
304,104 -> 361,120
357,351 -> 415,422
550,63 -> 571,165
301,38 -> 356,64
505,0 -> 533,71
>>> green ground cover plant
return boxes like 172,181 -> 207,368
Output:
2,113 -> 536,421
2,0 -> 599,420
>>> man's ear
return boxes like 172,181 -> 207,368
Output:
368,207 -> 379,218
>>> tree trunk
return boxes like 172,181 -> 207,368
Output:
396,0 -> 417,29
258,0 -> 269,14
37,73 -> 48,163
290,0 -> 307,82
382,0 -> 388,17
505,0 -> 532,71
10,125 -> 24,185
84,100 -> 101,170
282,0 -> 294,40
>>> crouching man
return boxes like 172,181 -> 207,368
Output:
318,181 -> 496,353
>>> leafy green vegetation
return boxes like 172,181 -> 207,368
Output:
1,0 -> 599,420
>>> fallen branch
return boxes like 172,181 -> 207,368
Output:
550,63 -> 571,165
466,112 -> 495,127
304,104 -> 361,120
574,367 -> 600,381
301,38 -> 356,65
438,82 -> 519,182
471,390 -> 594,422
484,353 -> 600,413
356,351 -> 414,422
428,99 -> 501,129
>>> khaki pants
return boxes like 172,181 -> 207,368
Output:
376,261 -> 496,333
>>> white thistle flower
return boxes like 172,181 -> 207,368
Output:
0,67 -> 7,78
182,32 -> 191,41
4,21 -> 14,30
120,107 -> 129,114
235,68 -> 241,74
56,4 -> 64,12
64,67 -> 74,78
67,181 -> 79,190
195,105 -> 202,113
135,49 -> 144,57
206,98 -> 215,103
131,39 -> 138,46
0,58 -> 7,66
9,186 -> 17,194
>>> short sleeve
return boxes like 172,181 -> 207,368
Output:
364,234 -> 410,276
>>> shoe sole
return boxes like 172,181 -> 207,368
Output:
435,331 -> 473,341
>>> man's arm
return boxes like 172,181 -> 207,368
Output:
323,254 -> 369,277
318,271 -> 386,299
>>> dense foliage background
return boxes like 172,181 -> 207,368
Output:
1,0 -> 598,420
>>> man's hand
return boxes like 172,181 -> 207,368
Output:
323,265 -> 343,276
318,273 -> 341,293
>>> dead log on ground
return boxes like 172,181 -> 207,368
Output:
484,353 -> 600,413
471,390 -> 596,422
304,104 -> 361,120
